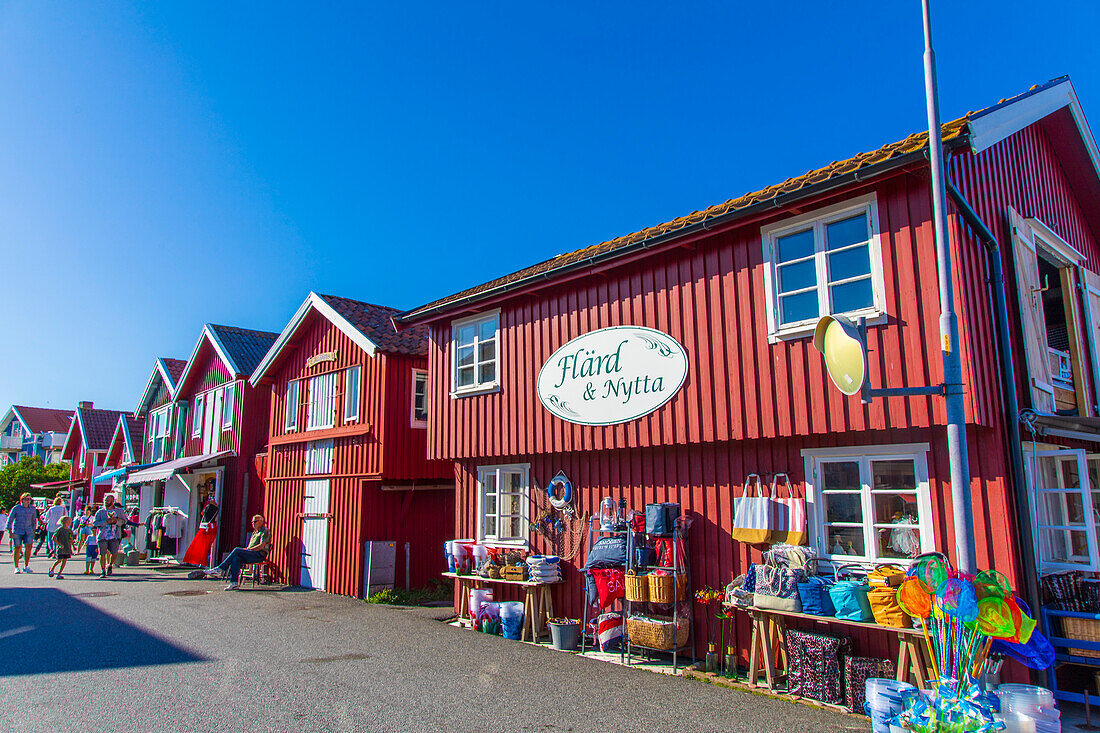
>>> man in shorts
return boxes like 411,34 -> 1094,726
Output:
6,494 -> 37,573
93,495 -> 127,578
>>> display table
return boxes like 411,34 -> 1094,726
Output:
740,606 -> 933,692
443,572 -> 562,643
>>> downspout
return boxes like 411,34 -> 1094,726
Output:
945,179 -> 1041,611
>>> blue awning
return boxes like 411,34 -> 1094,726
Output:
96,462 -> 159,483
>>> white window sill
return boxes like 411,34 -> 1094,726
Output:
411,420 -> 428,429
306,425 -> 335,432
451,382 -> 500,398
769,310 -> 887,344
344,418 -> 360,425
221,426 -> 232,432
480,539 -> 529,549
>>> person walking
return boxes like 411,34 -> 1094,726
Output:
206,515 -> 270,590
0,508 -> 7,551
76,506 -> 97,575
6,494 -> 37,573
39,497 -> 66,558
93,495 -> 127,578
48,517 -> 74,579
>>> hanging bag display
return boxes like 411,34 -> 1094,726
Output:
770,473 -> 808,546
731,474 -> 773,545
828,564 -> 873,622
644,503 -> 680,537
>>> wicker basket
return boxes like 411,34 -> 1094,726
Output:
1063,616 -> 1100,658
627,615 -> 689,650
625,571 -> 649,602
502,565 -> 528,582
648,572 -> 687,604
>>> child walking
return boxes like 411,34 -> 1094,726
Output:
77,506 -> 97,575
49,517 -> 74,579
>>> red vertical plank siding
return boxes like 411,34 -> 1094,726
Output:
260,308 -> 453,598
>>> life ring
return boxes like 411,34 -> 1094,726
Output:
547,472 -> 573,509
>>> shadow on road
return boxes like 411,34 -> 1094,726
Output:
0,587 -> 205,677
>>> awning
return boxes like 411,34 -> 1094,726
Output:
127,450 -> 234,483
29,479 -> 86,491
96,463 -> 158,483
1024,412 -> 1100,443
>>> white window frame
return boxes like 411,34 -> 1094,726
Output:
802,443 -> 933,564
1025,447 -> 1100,573
411,368 -> 428,428
222,382 -> 235,431
304,439 -> 334,475
762,194 -> 886,342
450,310 -> 501,397
285,380 -> 300,432
307,371 -> 337,431
149,406 -> 171,462
191,394 -> 204,438
476,463 -> 529,547
344,366 -> 361,424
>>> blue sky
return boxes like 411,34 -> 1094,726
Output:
0,1 -> 1098,414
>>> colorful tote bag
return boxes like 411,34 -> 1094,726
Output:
770,473 -> 807,546
731,474 -> 773,545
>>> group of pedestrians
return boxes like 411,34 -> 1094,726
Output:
4,492 -> 132,579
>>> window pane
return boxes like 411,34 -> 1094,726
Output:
1042,492 -> 1086,525
823,493 -> 862,523
877,526 -> 920,559
457,324 -> 476,346
480,362 -> 496,384
479,318 -> 497,341
777,259 -> 817,293
483,472 -> 497,495
507,517 -> 523,539
780,291 -> 819,324
457,366 -> 475,387
827,245 -> 871,282
873,492 -> 920,524
825,525 -> 866,556
477,341 -> 495,363
1040,528 -> 1091,564
457,346 -> 474,367
505,472 -> 523,493
830,279 -> 874,313
484,516 -> 497,537
484,493 -> 497,516
822,461 -> 861,491
871,460 -> 917,491
777,228 -> 815,262
502,493 -> 522,515
825,213 -> 868,250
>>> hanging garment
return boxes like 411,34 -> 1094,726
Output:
163,513 -> 185,539
182,522 -> 218,566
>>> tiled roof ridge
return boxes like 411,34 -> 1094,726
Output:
317,293 -> 401,314
208,323 -> 279,339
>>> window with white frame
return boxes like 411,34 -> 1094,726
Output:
477,463 -> 529,545
452,311 -> 499,395
304,439 -> 334,475
1028,448 -> 1100,572
149,407 -> 171,462
307,372 -> 337,430
344,366 -> 360,423
411,369 -> 428,427
192,394 -> 204,437
803,444 -> 932,563
763,195 -> 884,340
222,383 -> 235,430
285,380 -> 300,432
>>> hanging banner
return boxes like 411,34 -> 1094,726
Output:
536,326 -> 689,426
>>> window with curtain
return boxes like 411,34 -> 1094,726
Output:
307,372 -> 337,430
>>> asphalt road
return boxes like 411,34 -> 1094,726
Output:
0,552 -> 866,733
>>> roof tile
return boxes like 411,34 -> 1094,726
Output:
78,407 -> 130,452
318,294 -> 428,356
208,325 -> 279,377
13,406 -> 74,435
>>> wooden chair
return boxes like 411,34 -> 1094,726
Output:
239,559 -> 272,588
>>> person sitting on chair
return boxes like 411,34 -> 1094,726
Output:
206,515 -> 270,590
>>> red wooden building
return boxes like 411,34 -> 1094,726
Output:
395,77 -> 1100,662
249,292 -> 453,597
60,401 -> 129,507
126,325 -> 276,562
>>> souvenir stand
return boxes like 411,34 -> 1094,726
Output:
579,501 -> 628,661
1038,572 -> 1100,704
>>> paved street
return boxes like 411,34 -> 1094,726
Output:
0,552 -> 864,733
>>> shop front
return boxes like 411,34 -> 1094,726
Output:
394,78 -> 1100,719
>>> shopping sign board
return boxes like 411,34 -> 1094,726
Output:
536,326 -> 689,426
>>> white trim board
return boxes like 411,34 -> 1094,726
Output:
135,358 -> 182,417
249,292 -> 380,386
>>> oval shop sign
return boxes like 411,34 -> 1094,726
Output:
536,326 -> 689,426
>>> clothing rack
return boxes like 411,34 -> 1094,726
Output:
146,506 -> 189,563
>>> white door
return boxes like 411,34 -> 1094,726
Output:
300,479 -> 330,591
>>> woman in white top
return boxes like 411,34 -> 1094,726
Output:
40,497 -> 66,557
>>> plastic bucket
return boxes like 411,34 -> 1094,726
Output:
548,620 -> 580,651
500,602 -> 524,640
469,589 -> 494,620
998,684 -> 1055,714
444,542 -> 455,573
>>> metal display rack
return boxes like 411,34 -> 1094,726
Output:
625,520 -> 695,672
580,516 -> 627,664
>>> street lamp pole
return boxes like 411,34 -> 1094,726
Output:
921,0 -> 977,573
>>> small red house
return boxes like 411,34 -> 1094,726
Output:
249,292 -> 454,597
395,77 -> 1100,665
60,401 -> 129,508
126,325 -> 276,562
